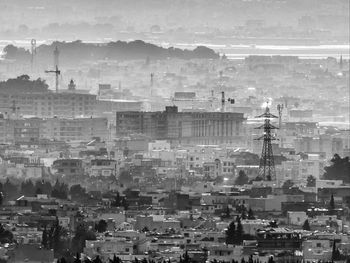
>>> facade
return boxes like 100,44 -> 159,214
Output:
294,135 -> 344,159
52,159 -> 84,176
0,91 -> 96,118
116,106 -> 246,145
0,117 -> 108,144
89,159 -> 118,177
302,239 -> 333,263
256,228 -> 302,252
44,117 -> 109,142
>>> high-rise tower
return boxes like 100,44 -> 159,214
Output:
255,104 -> 278,181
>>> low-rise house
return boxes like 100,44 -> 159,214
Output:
84,237 -> 134,261
302,238 -> 333,263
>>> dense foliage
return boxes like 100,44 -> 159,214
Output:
0,75 -> 49,93
323,154 -> 350,183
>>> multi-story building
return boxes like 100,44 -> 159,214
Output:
294,135 -> 343,159
116,106 -> 246,146
256,228 -> 302,252
89,159 -> 118,177
44,117 -> 109,142
11,118 -> 45,144
0,91 -> 96,118
278,155 -> 325,183
52,159 -> 84,177
0,117 -> 109,144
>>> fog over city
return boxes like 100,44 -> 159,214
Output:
0,1 -> 349,263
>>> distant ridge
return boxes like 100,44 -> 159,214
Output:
2,40 -> 220,66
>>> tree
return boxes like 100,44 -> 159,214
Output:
306,175 -> 316,187
268,220 -> 278,228
95,219 -> 107,233
51,180 -> 68,199
21,180 -> 36,196
110,254 -> 121,263
42,227 -> 48,248
122,197 -> 128,210
3,178 -> 19,201
223,206 -> 230,219
92,256 -> 102,263
0,224 -> 13,243
36,187 -> 43,195
236,216 -> 244,245
48,218 -> 68,257
324,154 -> 350,183
141,226 -> 149,232
0,192 -> 3,206
69,184 -> 87,201
71,224 -> 96,254
329,194 -> 336,215
35,180 -> 52,196
235,170 -> 249,185
74,253 -> 81,263
247,208 -> 255,220
302,219 -> 311,231
225,221 -> 236,244
282,180 -> 294,190
183,251 -> 190,263
112,192 -> 122,207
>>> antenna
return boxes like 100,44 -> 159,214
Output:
150,73 -> 154,97
30,39 -> 36,71
220,91 -> 235,112
277,104 -> 284,128
221,91 -> 225,112
277,104 -> 284,148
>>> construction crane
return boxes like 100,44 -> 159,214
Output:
45,65 -> 60,93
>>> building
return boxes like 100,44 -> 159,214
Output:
52,159 -> 84,176
116,106 -> 246,145
256,228 -> 302,252
0,91 -> 96,118
294,135 -> 343,159
0,117 -> 109,144
84,237 -> 134,262
89,159 -> 118,177
302,238 -> 333,263
44,117 -> 109,142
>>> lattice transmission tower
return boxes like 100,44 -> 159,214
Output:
255,104 -> 278,181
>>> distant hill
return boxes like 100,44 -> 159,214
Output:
2,40 -> 220,66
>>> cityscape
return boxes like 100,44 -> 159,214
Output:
0,0 -> 349,263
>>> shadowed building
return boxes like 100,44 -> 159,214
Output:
116,106 -> 246,146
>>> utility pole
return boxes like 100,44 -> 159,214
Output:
277,104 -> 284,148
255,104 -> 278,181
220,91 -> 235,144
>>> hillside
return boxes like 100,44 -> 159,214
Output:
2,40 -> 220,66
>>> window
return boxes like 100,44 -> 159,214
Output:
316,243 -> 321,247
